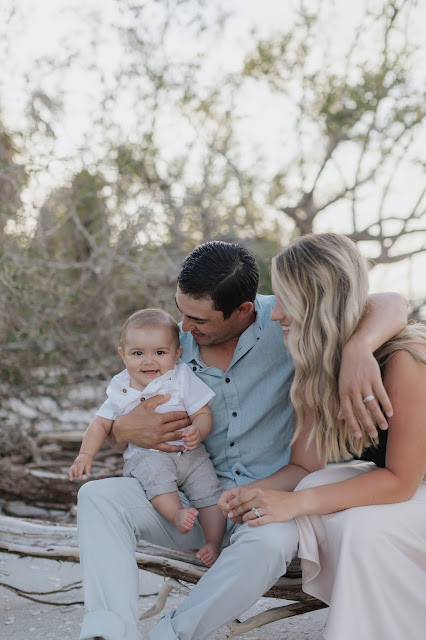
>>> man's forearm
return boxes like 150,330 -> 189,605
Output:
107,420 -> 128,453
350,292 -> 408,351
109,414 -> 129,445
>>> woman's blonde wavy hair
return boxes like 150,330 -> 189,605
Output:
272,232 -> 426,462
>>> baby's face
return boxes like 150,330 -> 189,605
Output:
119,326 -> 183,391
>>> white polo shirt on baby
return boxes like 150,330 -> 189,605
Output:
96,362 -> 216,460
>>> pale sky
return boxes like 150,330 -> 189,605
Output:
2,0 -> 426,302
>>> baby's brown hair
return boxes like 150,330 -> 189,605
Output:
120,309 -> 180,349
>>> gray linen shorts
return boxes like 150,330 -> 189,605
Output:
122,444 -> 222,508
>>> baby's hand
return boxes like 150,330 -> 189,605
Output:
69,453 -> 94,481
182,425 -> 201,450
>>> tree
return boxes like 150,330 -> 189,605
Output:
0,121 -> 27,244
1,0 -> 426,461
242,0 -> 426,265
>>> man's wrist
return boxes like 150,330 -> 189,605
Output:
109,419 -> 125,443
345,331 -> 375,354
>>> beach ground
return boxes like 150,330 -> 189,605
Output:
0,551 -> 328,639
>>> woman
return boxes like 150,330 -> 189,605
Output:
219,233 -> 426,640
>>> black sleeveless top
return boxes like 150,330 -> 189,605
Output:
357,427 -> 388,468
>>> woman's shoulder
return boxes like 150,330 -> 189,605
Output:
384,343 -> 426,386
386,342 -> 426,364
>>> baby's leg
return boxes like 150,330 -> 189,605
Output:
151,492 -> 198,534
178,447 -> 226,566
196,505 -> 226,567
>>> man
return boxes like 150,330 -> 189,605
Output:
78,241 -> 407,640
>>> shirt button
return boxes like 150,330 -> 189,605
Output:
225,377 -> 230,383
232,412 -> 237,417
122,389 -> 127,393
230,441 -> 235,447
193,366 -> 197,371
235,470 -> 240,475
140,397 -> 145,402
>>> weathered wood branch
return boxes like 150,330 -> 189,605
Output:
0,514 -> 326,633
0,580 -> 84,606
226,599 -> 327,638
0,457 -> 121,509
0,514 -> 310,600
0,458 -> 80,508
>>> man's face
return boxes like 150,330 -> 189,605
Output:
175,286 -> 248,346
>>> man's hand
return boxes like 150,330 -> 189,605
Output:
338,338 -> 393,439
111,394 -> 190,452
218,488 -> 244,523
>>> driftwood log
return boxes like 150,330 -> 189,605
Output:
0,514 -> 326,637
0,430 -> 122,511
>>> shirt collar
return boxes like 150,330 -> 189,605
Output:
179,333 -> 204,368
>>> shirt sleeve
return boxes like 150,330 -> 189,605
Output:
96,398 -> 121,421
179,364 -> 216,416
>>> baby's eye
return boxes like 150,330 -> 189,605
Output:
156,350 -> 165,355
134,350 -> 143,356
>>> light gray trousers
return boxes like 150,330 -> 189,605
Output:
77,477 -> 299,640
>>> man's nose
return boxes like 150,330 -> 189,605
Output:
181,316 -> 194,333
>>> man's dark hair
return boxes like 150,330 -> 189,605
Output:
177,241 -> 259,319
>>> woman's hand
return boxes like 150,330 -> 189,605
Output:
222,486 -> 303,527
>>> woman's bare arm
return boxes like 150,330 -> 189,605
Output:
225,347 -> 426,526
298,347 -> 426,516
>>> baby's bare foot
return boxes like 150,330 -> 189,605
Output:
196,541 -> 221,567
173,507 -> 199,534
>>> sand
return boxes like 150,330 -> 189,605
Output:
0,551 -> 328,639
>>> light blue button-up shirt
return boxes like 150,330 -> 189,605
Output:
179,294 -> 294,488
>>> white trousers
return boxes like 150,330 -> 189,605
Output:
77,477 -> 299,640
296,463 -> 426,640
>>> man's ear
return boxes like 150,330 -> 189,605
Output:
176,346 -> 184,362
237,301 -> 254,318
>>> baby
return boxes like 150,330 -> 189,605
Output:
69,308 -> 225,566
